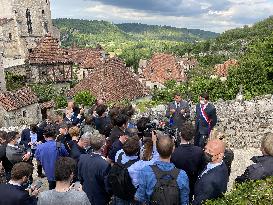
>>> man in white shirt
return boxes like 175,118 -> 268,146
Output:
166,93 -> 190,129
193,139 -> 228,205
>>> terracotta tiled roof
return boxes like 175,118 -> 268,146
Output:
215,59 -> 238,77
28,34 -> 72,64
0,87 -> 38,111
68,48 -> 105,69
0,18 -> 13,26
68,58 -> 148,102
143,53 -> 186,84
40,100 -> 55,109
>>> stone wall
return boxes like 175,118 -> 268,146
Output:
0,0 -> 56,59
136,95 -> 273,148
0,103 -> 42,127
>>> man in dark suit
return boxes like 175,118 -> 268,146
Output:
193,139 -> 228,205
195,92 -> 217,148
78,131 -> 111,205
171,122 -> 205,202
21,124 -> 45,178
166,93 -> 190,130
0,162 -> 39,205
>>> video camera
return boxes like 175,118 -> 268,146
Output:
144,120 -> 180,147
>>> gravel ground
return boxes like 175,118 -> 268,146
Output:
33,147 -> 262,193
228,147 -> 261,190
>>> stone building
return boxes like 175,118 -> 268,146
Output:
0,87 -> 41,127
69,47 -> 107,80
179,57 -> 198,73
139,53 -> 188,89
0,54 -> 6,91
68,58 -> 148,102
0,0 -> 59,61
27,34 -> 73,83
215,59 -> 238,77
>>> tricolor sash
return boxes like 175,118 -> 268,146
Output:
198,104 -> 212,134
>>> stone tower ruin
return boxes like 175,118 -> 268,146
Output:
0,0 -> 60,61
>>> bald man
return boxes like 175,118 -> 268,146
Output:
192,139 -> 228,205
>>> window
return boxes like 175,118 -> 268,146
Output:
8,33 -> 12,41
26,9 -> 33,34
43,22 -> 48,34
154,85 -> 158,89
42,10 -> 45,15
28,49 -> 33,53
22,110 -> 27,117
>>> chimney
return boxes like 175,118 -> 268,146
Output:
0,53 -> 7,91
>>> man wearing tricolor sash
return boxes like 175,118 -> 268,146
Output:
194,92 -> 217,148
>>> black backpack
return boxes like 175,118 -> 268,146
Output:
108,152 -> 138,200
150,165 -> 180,205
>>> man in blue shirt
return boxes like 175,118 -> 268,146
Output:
35,125 -> 69,190
135,133 -> 189,205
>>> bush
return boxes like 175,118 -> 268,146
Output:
73,90 -> 96,107
54,95 -> 67,109
30,84 -> 57,103
205,177 -> 273,205
5,72 -> 26,91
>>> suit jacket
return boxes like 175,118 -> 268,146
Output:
0,183 -> 37,205
195,103 -> 217,135
193,163 -> 228,205
171,144 -> 205,200
78,153 -> 111,205
6,145 -> 29,165
166,100 -> 190,129
21,128 -> 43,148
235,155 -> 273,183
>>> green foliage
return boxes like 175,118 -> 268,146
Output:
152,81 -> 188,103
116,23 -> 219,42
30,84 -> 57,103
153,36 -> 273,103
205,177 -> 273,205
54,95 -> 67,109
5,72 -> 26,91
53,19 -> 219,71
135,99 -> 161,113
30,84 -> 69,109
226,36 -> 273,99
73,90 -> 96,107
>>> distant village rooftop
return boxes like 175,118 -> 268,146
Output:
68,47 -> 106,69
141,53 -> 189,84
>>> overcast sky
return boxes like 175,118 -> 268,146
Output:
51,0 -> 273,33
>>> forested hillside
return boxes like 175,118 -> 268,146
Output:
53,19 -> 219,46
116,23 -> 218,42
53,17 -> 273,71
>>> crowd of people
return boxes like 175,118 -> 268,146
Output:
0,92 -> 272,205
